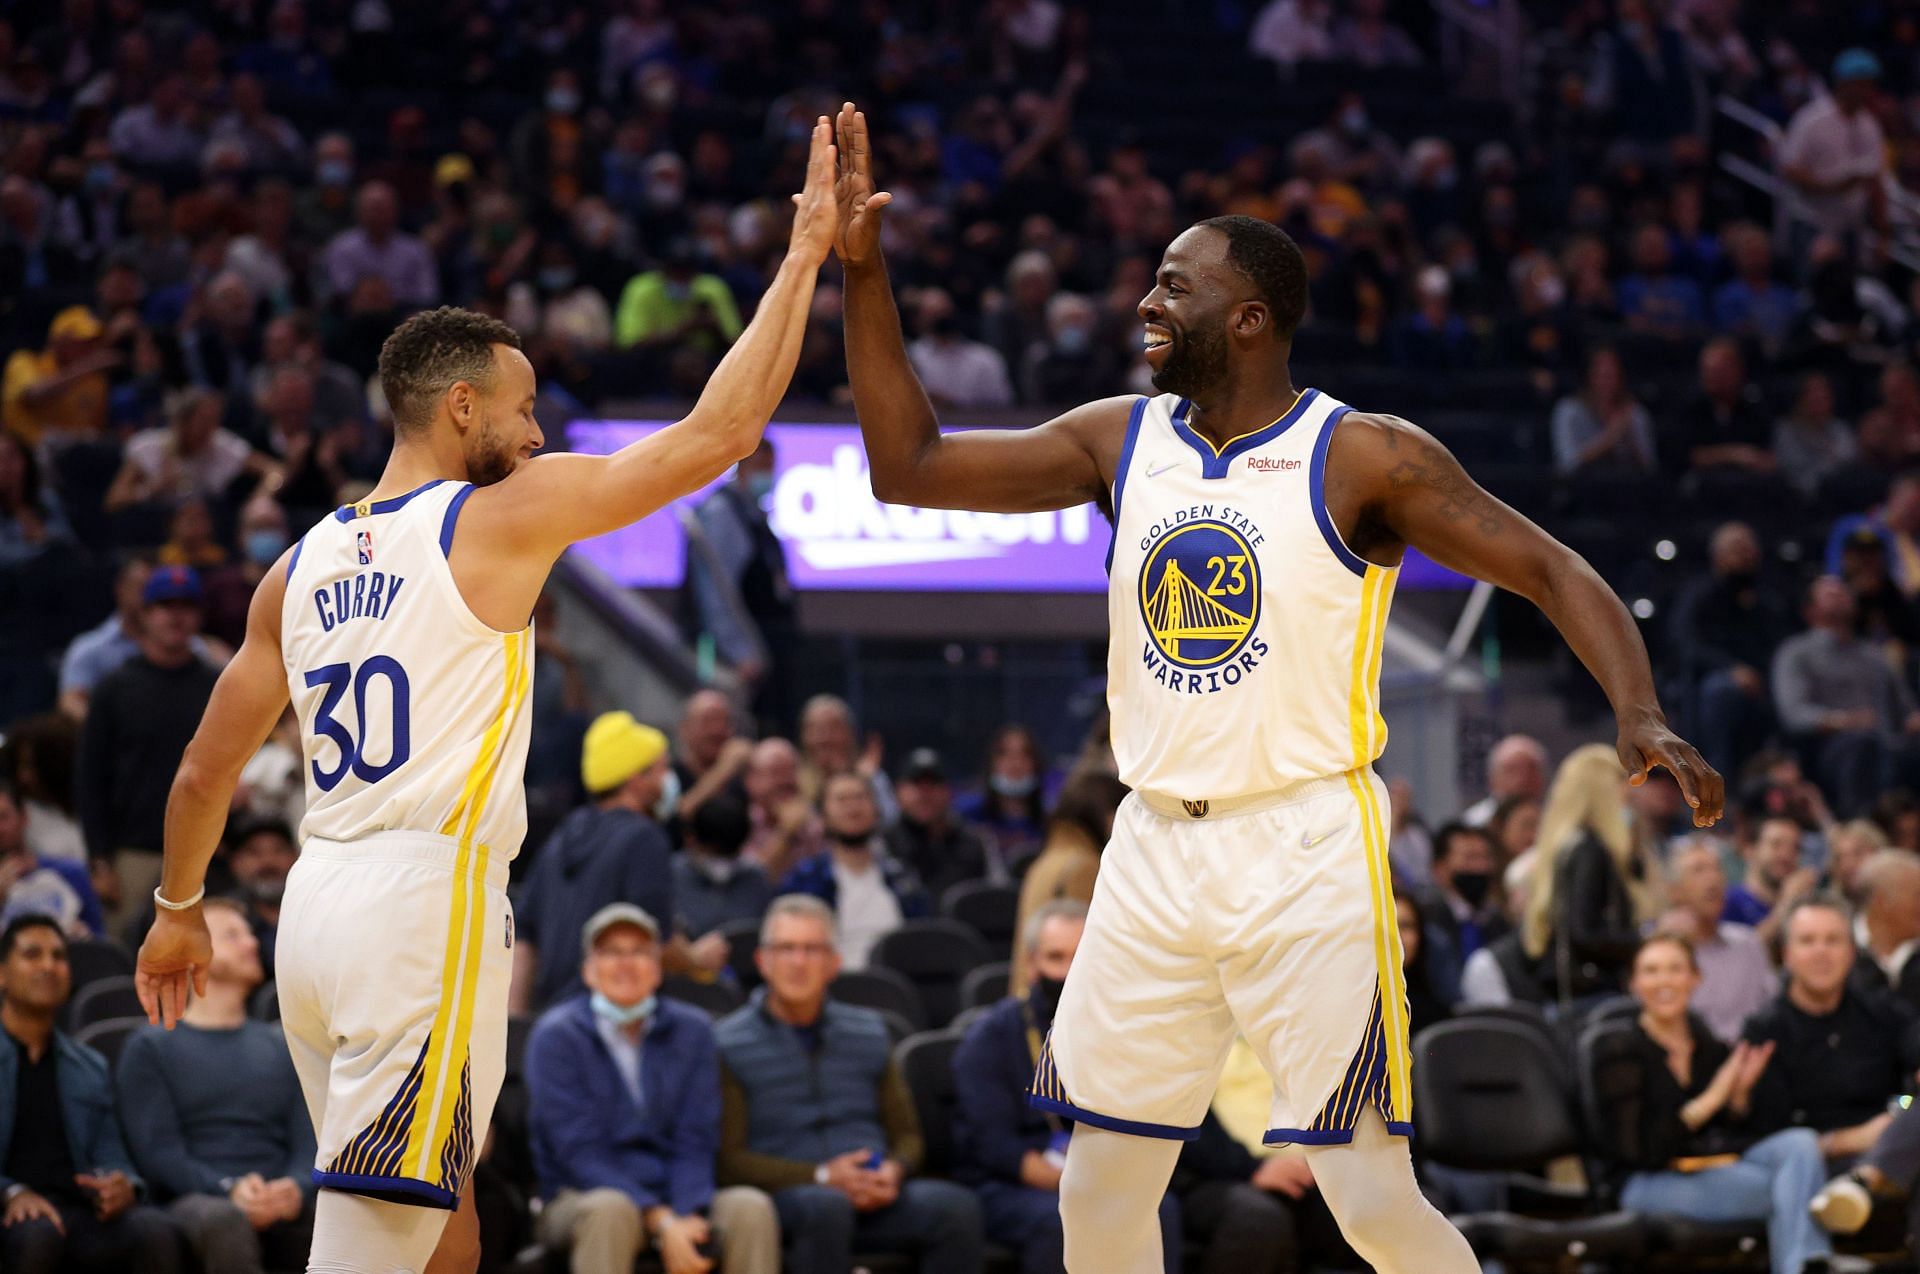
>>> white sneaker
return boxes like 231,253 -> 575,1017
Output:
1810,1175 -> 1873,1235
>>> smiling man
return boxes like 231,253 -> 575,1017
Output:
832,102 -> 1722,1274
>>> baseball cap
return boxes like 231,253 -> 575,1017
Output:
434,154 -> 476,188
142,565 -> 203,606
582,902 -> 660,952
581,710 -> 668,795
1833,49 -> 1882,83
900,748 -> 947,782
48,306 -> 103,343
1844,525 -> 1887,552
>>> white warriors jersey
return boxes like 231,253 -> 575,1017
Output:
1106,389 -> 1395,801
280,480 -> 533,855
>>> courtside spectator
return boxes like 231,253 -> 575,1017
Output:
1678,338 -> 1775,478
1417,822 -> 1507,1001
2,307 -> 112,448
527,903 -> 778,1274
0,780 -> 101,937
1668,521 -> 1794,779
1724,815 -> 1819,949
716,896 -> 985,1274
780,771 -> 928,971
796,695 -> 896,822
74,565 -> 217,936
953,900 -> 1181,1274
225,817 -> 296,980
515,711 -> 682,1014
105,388 -> 274,512
673,690 -> 752,822
741,739 -> 822,884
886,748 -> 994,897
0,915 -> 176,1274
1010,770 -> 1127,996
117,899 -> 314,1273
1744,900 -> 1920,1165
959,725 -> 1050,869
673,794 -> 776,945
1850,851 -> 1920,1013
1827,469 -> 1920,599
1827,820 -> 1891,909
1550,346 -> 1656,476
1461,735 -> 1548,827
320,182 -> 437,308
1657,841 -> 1776,1042
1778,50 -> 1889,250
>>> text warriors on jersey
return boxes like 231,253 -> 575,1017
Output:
1136,502 -> 1269,695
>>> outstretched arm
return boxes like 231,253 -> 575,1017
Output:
1331,411 -> 1724,825
474,119 -> 842,556
835,104 -> 1115,513
137,557 -> 293,1027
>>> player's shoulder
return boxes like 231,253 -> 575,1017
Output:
1050,393 -> 1143,437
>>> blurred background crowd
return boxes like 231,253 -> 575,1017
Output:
10,0 -> 1920,1271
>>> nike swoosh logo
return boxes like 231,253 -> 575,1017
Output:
1302,829 -> 1337,849
1147,461 -> 1180,478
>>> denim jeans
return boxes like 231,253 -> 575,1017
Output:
1620,1127 -> 1831,1274
774,1178 -> 985,1274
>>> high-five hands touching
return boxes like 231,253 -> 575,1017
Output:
788,116 -> 842,267
834,102 -> 892,268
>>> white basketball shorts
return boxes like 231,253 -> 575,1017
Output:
276,831 -> 513,1208
1030,768 -> 1414,1146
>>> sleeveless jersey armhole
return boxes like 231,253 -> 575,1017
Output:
1105,396 -> 1150,575
439,483 -> 476,558
1308,405 -> 1369,578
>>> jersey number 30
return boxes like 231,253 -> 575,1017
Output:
304,657 -> 412,792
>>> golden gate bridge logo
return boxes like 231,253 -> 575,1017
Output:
1137,520 -> 1261,670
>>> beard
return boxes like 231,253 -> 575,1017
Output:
465,413 -> 520,487
1149,321 -> 1229,399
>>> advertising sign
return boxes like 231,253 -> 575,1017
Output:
566,420 -> 1467,592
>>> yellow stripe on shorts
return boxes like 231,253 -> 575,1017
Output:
405,630 -> 529,1182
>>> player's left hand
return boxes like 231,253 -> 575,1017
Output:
1618,716 -> 1723,827
135,906 -> 213,1029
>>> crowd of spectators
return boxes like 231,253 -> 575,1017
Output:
11,0 -> 1920,1270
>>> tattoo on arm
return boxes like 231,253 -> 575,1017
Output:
1381,422 -> 1506,538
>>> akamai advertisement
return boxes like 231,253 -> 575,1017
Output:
566,420 -> 1466,593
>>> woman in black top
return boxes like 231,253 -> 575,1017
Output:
1613,935 -> 1835,1274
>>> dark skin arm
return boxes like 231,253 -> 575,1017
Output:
1326,412 -> 1724,825
835,102 -> 1126,513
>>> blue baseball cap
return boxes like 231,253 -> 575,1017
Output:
142,565 -> 203,606
1833,49 -> 1882,83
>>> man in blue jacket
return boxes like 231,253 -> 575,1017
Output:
0,914 -> 178,1273
952,900 -> 1181,1274
527,902 -> 779,1274
715,894 -> 983,1274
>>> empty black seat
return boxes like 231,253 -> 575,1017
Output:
941,881 -> 1019,953
719,917 -> 764,992
66,938 -> 134,993
70,975 -> 142,1030
74,1016 -> 145,1070
960,961 -> 1013,1010
831,967 -> 928,1032
870,920 -> 994,1028
894,1029 -> 964,1177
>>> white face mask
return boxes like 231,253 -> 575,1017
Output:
653,768 -> 682,823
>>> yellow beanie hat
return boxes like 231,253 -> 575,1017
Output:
581,710 -> 668,795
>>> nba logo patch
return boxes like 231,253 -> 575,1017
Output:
356,530 -> 374,565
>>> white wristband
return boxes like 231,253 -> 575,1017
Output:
153,885 -> 205,912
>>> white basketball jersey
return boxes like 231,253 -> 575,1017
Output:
1106,389 -> 1396,801
280,480 -> 533,856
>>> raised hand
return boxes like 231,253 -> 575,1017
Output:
787,117 -> 840,268
1619,716 -> 1724,827
834,102 -> 893,268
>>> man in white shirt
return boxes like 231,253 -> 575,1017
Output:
106,388 -> 272,511
1778,49 -> 1889,246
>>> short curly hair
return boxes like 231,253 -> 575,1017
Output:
377,307 -> 523,435
1194,215 -> 1308,340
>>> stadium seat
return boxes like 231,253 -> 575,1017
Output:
66,937 -> 134,994
869,920 -> 994,1028
506,1013 -> 533,1082
894,1029 -> 965,1177
1576,1018 -> 1767,1270
1413,1018 -> 1647,1270
719,917 -> 764,992
1446,1001 -> 1572,1088
831,967 -> 928,1031
660,974 -> 745,1018
74,1015 -> 145,1070
959,960 -> 1012,1010
941,880 -> 1019,952
69,974 -> 142,1030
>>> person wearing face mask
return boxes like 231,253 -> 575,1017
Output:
616,240 -> 742,357
1023,293 -> 1118,407
672,795 -> 776,949
954,900 -> 1183,1274
958,725 -> 1051,870
527,903 -> 781,1274
778,772 -> 928,971
1414,823 -> 1509,1004
513,711 -> 706,1014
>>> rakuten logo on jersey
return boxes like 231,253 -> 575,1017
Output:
769,444 -> 1093,571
